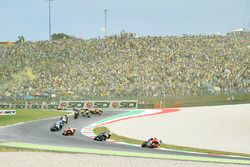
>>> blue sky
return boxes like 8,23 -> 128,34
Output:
1,0 -> 250,41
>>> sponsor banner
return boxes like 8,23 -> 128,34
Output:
85,100 -> 138,109
0,110 -> 16,115
58,100 -> 138,110
32,104 -> 42,109
48,104 -> 59,109
0,104 -> 10,109
1,103 -> 60,109
15,104 -> 26,109
58,101 -> 84,110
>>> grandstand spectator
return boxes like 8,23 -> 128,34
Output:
0,32 -> 249,100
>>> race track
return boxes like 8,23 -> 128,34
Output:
0,110 -> 249,164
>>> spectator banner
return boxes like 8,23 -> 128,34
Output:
0,110 -> 16,115
58,100 -> 138,109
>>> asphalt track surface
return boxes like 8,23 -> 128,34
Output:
0,111 -> 249,163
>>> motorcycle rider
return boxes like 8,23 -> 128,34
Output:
62,127 -> 76,135
74,108 -> 80,119
54,119 -> 64,130
80,108 -> 91,118
59,119 -> 64,129
59,115 -> 68,124
64,115 -> 69,123
101,131 -> 111,140
146,137 -> 161,148
94,131 -> 111,141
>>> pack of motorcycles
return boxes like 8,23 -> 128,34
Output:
50,109 -> 162,148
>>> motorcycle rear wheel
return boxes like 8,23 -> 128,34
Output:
141,142 -> 147,147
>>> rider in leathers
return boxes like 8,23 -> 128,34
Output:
146,137 -> 161,148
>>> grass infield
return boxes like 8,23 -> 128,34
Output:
0,109 -> 71,126
93,126 -> 250,158
0,142 -> 250,165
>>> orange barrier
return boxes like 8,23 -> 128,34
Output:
0,42 -> 16,45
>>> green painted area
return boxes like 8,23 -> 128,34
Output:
95,109 -> 144,125
0,142 -> 249,165
94,126 -> 142,145
0,109 -> 71,126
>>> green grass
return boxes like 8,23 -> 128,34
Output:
94,126 -> 250,158
0,145 -> 45,152
0,109 -> 71,126
138,93 -> 250,108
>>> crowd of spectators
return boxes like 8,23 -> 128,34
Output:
0,31 -> 249,100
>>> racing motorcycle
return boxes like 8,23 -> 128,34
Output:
50,120 -> 64,132
141,138 -> 162,148
74,109 -> 80,119
80,108 -> 91,118
59,115 -> 69,124
89,108 -> 103,115
94,131 -> 111,141
62,127 -> 76,136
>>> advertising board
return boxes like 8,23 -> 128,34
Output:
58,100 -> 138,110
0,110 -> 16,115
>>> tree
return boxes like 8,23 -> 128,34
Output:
51,33 -> 76,40
16,35 -> 25,44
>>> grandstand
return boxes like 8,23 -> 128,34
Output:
0,32 -> 249,107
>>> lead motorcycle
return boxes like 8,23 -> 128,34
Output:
62,127 -> 76,136
141,138 -> 162,148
